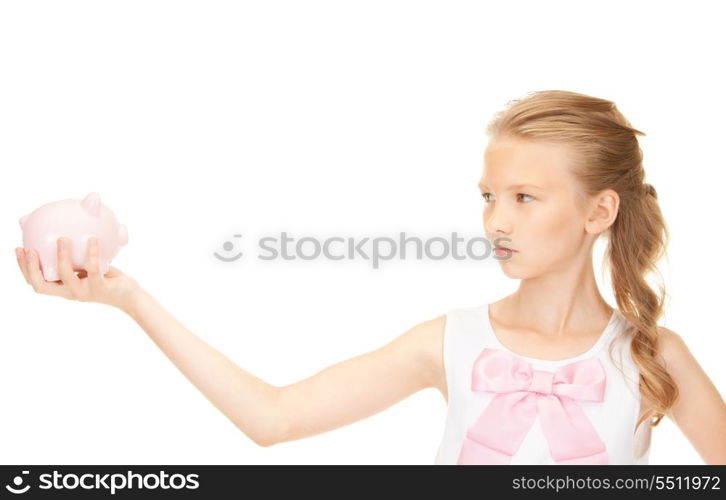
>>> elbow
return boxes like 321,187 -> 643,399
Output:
255,435 -> 277,448
239,423 -> 282,448
253,421 -> 287,448
251,388 -> 289,448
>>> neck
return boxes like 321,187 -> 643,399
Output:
507,260 -> 613,338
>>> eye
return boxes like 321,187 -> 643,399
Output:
481,192 -> 534,203
517,193 -> 535,203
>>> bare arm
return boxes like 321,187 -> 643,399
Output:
17,240 -> 282,446
658,327 -> 726,465
273,314 -> 447,445
16,239 -> 448,448
122,289 -> 283,447
122,293 -> 446,447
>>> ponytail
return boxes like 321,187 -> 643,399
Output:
607,181 -> 677,427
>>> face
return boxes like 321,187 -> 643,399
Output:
480,135 -> 605,279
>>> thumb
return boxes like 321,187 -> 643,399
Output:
105,265 -> 126,278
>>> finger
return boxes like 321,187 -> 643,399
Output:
25,248 -> 63,295
56,237 -> 81,295
16,248 -> 31,285
85,237 -> 103,286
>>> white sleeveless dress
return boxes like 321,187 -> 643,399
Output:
434,302 -> 653,465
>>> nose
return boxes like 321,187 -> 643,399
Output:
484,202 -> 512,239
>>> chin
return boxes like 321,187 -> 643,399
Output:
498,262 -> 523,279
497,260 -> 536,280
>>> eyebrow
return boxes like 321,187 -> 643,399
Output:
478,183 -> 544,191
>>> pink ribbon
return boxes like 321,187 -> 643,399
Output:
457,348 -> 609,465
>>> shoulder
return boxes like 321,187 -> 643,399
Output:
401,314 -> 447,399
655,326 -> 690,369
625,321 -> 688,367
628,325 -> 691,418
409,314 -> 447,365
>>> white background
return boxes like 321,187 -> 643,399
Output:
1,0 -> 723,465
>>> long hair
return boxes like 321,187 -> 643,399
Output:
485,90 -> 677,428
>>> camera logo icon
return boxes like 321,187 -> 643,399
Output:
5,470 -> 31,494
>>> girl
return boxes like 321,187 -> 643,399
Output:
15,90 -> 726,464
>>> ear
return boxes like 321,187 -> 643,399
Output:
81,192 -> 102,216
585,188 -> 619,235
19,214 -> 29,229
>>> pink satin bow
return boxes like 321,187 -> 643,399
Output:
457,348 -> 609,465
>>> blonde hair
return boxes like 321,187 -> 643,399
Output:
485,90 -> 677,428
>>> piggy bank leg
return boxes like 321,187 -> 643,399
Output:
42,265 -> 59,282
38,246 -> 59,282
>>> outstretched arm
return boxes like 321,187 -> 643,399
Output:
658,327 -> 726,464
122,289 -> 284,447
17,240 -> 282,447
16,239 -> 447,448
125,292 -> 445,447
273,314 -> 446,445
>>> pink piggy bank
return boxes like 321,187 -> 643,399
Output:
19,192 -> 129,281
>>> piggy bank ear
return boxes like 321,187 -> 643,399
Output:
19,214 -> 29,229
81,192 -> 102,216
118,224 -> 129,246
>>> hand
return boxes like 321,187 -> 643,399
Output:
16,237 -> 142,311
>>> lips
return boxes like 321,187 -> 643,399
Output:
494,246 -> 517,252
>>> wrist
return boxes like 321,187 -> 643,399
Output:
118,286 -> 151,317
